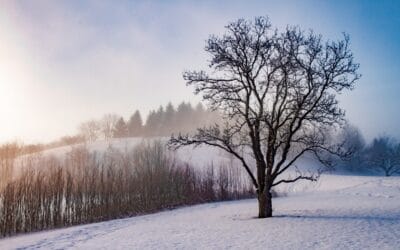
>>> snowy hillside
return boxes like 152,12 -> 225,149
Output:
18,137 -> 323,173
18,138 -> 233,167
1,174 -> 399,249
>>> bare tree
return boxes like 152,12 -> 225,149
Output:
0,142 -> 20,189
336,123 -> 366,171
169,17 -> 360,218
79,120 -> 101,142
365,136 -> 400,176
58,135 -> 85,146
101,114 -> 120,140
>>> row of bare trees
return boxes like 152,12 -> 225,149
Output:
0,141 -> 254,237
0,143 -> 20,190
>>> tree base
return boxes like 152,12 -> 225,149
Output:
258,190 -> 273,218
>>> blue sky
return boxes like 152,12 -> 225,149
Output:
0,0 -> 399,143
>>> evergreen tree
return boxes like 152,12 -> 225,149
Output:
194,102 -> 206,127
163,102 -> 176,135
176,102 -> 193,133
144,110 -> 158,136
113,117 -> 128,138
155,106 -> 165,136
128,110 -> 143,137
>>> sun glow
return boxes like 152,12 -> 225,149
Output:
0,33 -> 35,142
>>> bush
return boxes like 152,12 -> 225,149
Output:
0,141 -> 254,237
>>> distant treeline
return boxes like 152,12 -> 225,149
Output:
5,101 -> 220,155
328,124 -> 400,176
0,141 -> 253,237
78,101 -> 220,142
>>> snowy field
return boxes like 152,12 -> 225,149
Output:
1,174 -> 399,250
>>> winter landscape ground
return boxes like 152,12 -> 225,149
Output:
2,2 -> 400,249
1,164 -> 399,249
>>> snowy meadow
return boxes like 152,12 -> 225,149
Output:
1,1 -> 400,249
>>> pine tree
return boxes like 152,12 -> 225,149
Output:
155,106 -> 165,136
144,110 -> 158,136
194,102 -> 205,127
176,102 -> 193,133
163,102 -> 176,135
113,117 -> 128,138
128,110 -> 143,137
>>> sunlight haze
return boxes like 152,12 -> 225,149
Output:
0,0 -> 399,143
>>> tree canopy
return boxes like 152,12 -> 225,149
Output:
170,16 -> 360,217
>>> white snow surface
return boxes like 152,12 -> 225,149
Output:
18,137 -> 323,172
18,137 -> 239,168
1,174 -> 399,250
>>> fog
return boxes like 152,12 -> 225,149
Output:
0,0 -> 399,143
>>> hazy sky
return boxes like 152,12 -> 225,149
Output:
0,0 -> 399,144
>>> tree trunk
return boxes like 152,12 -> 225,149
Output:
257,188 -> 272,218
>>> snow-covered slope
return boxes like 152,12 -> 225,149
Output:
19,137 -> 240,168
18,137 -> 323,172
1,174 -> 399,250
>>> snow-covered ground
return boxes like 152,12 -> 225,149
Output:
17,137 -> 323,173
17,137 -> 240,169
1,174 -> 399,250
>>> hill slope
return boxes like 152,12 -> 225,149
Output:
1,174 -> 399,250
18,137 -> 323,173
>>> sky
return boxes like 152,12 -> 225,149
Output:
0,0 -> 399,144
